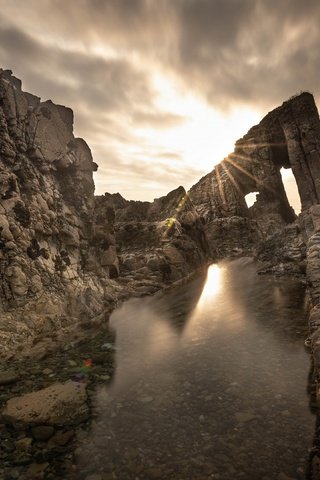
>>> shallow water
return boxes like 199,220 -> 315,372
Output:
79,258 -> 315,480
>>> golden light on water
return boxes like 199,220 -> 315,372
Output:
197,264 -> 223,306
184,262 -> 248,339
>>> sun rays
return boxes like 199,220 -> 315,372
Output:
162,192 -> 189,238
158,121 -> 287,242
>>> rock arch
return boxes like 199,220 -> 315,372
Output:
190,92 -> 320,228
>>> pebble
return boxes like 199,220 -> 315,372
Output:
0,372 -> 19,386
235,411 -> 257,423
15,437 -> 32,451
138,396 -> 153,403
13,454 -> 32,465
48,429 -> 74,447
2,438 -> 15,452
31,425 -> 55,441
25,462 -> 49,477
281,410 -> 291,417
67,360 -> 78,367
101,343 -> 117,351
42,368 -> 53,375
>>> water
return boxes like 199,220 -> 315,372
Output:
78,258 -> 315,480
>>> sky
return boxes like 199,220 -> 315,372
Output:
0,0 -> 319,210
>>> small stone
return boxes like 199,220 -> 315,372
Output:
0,371 -> 19,386
48,429 -> 74,446
13,454 -> 32,465
67,360 -> 77,367
235,411 -> 257,423
277,473 -> 295,480
42,368 -> 53,375
31,425 -> 55,441
85,475 -> 103,480
199,414 -> 205,422
2,438 -> 15,452
281,410 -> 291,417
25,462 -> 49,479
15,437 -> 32,451
138,396 -> 153,403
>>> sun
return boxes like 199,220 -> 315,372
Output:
136,73 -> 262,179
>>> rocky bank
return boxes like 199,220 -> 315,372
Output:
2,69 -> 320,478
2,70 -> 320,370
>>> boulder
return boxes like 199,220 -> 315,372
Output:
1,380 -> 88,426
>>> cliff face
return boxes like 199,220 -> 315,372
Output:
0,69 -> 120,356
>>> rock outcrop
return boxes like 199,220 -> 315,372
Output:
0,69 -> 209,358
190,92 -> 320,268
99,185 -> 209,293
0,69 -> 120,357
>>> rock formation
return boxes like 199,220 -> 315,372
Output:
99,186 -> 209,292
0,69 -> 209,358
3,67 -> 320,377
190,92 -> 320,272
0,69 -> 120,357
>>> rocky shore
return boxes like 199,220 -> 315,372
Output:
0,323 -> 117,480
2,68 -> 320,478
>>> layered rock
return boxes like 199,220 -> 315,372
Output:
0,69 -> 120,357
99,186 -> 209,293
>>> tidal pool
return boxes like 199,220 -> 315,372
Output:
77,258 -> 315,480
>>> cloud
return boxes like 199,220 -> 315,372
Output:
0,23 -> 155,112
131,110 -> 187,129
2,0 -> 319,111
0,0 -> 320,202
167,0 -> 320,109
93,147 -> 205,200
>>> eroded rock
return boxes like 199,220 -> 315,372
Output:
1,380 -> 88,426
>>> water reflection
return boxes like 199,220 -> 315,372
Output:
197,264 -> 223,304
75,259 -> 314,480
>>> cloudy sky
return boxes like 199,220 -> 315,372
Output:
0,0 -> 319,209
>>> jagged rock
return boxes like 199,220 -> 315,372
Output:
1,380 -> 88,426
101,186 -> 209,283
0,69 -> 119,357
189,92 -> 320,258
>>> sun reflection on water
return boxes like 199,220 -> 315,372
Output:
196,264 -> 223,307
